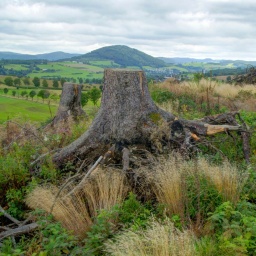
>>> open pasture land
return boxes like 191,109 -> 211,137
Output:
0,96 -> 57,123
29,62 -> 104,80
1,62 -> 105,80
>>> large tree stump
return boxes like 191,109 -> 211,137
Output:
53,69 -> 174,165
53,69 -> 249,167
52,82 -> 85,125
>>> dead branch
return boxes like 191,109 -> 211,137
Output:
0,223 -> 38,241
30,149 -> 59,167
0,206 -> 20,225
65,155 -> 103,198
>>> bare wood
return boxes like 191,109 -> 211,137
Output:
122,147 -> 130,171
101,144 -> 115,165
66,156 -> 103,198
204,124 -> 241,135
0,206 -> 20,225
30,149 -> 59,166
0,223 -> 38,241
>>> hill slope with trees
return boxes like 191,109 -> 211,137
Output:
71,45 -> 166,68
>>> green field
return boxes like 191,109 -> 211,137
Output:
0,96 -> 57,123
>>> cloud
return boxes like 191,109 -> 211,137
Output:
0,0 -> 255,59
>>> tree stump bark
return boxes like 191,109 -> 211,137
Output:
53,69 -> 249,167
52,82 -> 85,125
53,69 -> 175,165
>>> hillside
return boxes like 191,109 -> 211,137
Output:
71,45 -> 166,68
0,51 -> 81,61
160,57 -> 256,67
159,57 -> 218,64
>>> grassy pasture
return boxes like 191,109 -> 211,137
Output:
0,96 -> 57,123
4,64 -> 29,71
30,62 -> 103,79
88,60 -> 120,67
1,62 -> 104,80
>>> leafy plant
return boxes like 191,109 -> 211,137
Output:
208,201 -> 256,255
151,89 -> 174,103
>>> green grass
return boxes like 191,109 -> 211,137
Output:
88,60 -> 120,67
4,64 -> 29,71
0,96 -> 57,123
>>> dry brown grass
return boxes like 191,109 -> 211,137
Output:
80,168 -> 130,216
104,219 -> 196,256
198,158 -> 247,204
143,155 -> 247,218
26,167 -> 129,238
26,186 -> 92,238
159,78 -> 256,112
148,155 -> 186,218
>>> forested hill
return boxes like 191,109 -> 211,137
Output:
71,45 -> 166,68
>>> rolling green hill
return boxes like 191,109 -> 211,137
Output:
71,45 -> 166,68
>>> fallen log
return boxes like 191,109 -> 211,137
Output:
0,223 -> 38,241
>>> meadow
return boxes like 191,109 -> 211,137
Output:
0,96 -> 57,123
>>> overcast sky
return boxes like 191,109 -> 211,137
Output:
1,0 -> 255,60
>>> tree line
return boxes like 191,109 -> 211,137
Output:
1,86 -> 102,106
3,76 -> 102,89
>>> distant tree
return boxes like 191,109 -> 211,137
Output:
81,92 -> 90,107
4,77 -> 13,86
50,93 -> 59,103
42,79 -> 48,88
193,73 -> 204,85
52,80 -> 59,88
88,87 -> 101,106
37,89 -> 50,103
29,90 -> 36,101
21,91 -> 28,98
60,78 -> 66,86
12,90 -> 16,97
3,88 -> 8,94
78,77 -> 83,84
85,78 -> 90,83
14,78 -> 21,87
23,77 -> 30,86
226,76 -> 232,82
32,77 -> 40,87
72,78 -> 77,83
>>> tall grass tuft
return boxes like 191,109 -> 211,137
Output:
26,167 -> 129,238
198,158 -> 247,204
81,168 -> 129,216
145,155 -> 247,219
104,219 -> 196,256
26,186 -> 92,238
149,155 -> 186,219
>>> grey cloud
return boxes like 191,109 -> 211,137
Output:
0,0 -> 256,59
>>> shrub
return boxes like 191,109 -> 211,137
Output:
208,201 -> 256,255
151,89 -> 174,103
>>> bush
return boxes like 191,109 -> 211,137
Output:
208,201 -> 256,255
151,89 -> 174,103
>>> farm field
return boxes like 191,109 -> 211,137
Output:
1,62 -> 105,80
0,96 -> 57,123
